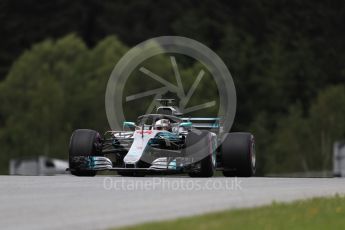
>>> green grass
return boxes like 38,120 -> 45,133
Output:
115,195 -> 345,230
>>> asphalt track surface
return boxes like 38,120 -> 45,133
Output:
1,176 -> 345,230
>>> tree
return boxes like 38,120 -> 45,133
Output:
262,85 -> 345,174
0,34 -> 128,174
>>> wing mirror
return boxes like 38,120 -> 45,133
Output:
123,121 -> 136,129
179,122 -> 192,129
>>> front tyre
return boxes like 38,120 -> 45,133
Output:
69,129 -> 101,177
186,130 -> 215,177
221,132 -> 256,177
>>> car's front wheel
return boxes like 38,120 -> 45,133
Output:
186,130 -> 215,177
69,129 -> 101,177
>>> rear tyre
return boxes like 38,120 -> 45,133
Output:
221,132 -> 256,177
69,129 -> 101,177
186,130 -> 215,177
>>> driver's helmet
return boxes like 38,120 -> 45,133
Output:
155,119 -> 171,131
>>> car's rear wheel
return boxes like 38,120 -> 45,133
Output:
221,132 -> 255,177
69,129 -> 101,177
186,130 -> 215,177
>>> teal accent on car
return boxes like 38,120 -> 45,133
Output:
123,121 -> 136,128
156,132 -> 180,141
168,160 -> 177,170
179,122 -> 192,128
88,156 -> 99,168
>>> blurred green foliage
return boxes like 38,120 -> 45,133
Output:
0,35 -> 128,172
262,86 -> 345,173
0,1 -> 345,174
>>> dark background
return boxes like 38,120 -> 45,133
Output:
1,0 -> 345,175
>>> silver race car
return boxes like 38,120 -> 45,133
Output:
68,99 -> 256,177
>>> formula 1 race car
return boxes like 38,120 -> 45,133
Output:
68,99 -> 256,177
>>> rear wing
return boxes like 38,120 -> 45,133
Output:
182,117 -> 221,133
